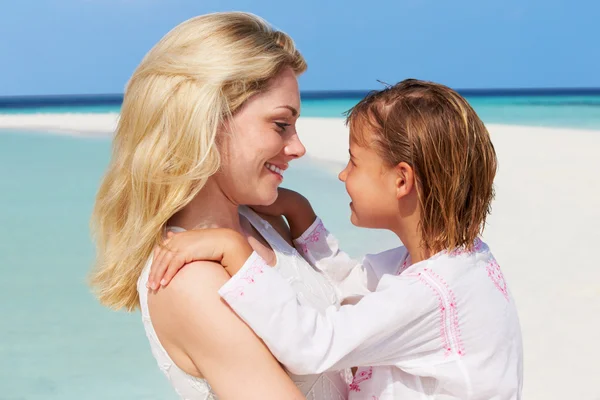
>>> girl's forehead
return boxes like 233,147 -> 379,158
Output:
350,129 -> 377,151
349,139 -> 378,161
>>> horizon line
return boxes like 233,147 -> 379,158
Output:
1,87 -> 600,108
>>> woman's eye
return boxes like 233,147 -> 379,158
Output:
275,122 -> 291,133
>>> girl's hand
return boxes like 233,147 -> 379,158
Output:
250,188 -> 297,217
251,188 -> 317,239
148,228 -> 252,290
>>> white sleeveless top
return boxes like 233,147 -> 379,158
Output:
137,206 -> 350,400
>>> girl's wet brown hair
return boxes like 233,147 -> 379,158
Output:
346,79 -> 497,253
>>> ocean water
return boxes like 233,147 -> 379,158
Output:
304,95 -> 600,130
2,93 -> 600,129
0,130 -> 398,400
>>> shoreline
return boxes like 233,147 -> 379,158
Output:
1,112 -> 599,164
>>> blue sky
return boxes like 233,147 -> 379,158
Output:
1,0 -> 598,96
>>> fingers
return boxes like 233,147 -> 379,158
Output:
155,251 -> 176,290
148,234 -> 188,291
148,237 -> 173,290
148,244 -> 167,290
160,252 -> 186,288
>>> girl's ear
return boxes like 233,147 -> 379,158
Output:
395,161 -> 415,200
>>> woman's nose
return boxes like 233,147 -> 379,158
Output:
284,132 -> 306,159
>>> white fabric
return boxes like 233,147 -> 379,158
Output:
219,218 -> 524,400
137,208 -> 350,400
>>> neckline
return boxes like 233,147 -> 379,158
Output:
238,206 -> 290,267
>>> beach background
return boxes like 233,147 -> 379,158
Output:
1,1 -> 599,399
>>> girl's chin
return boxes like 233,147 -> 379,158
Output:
350,213 -> 358,226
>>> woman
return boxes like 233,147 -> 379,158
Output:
89,12 -> 349,400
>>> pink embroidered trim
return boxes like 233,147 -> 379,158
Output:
486,258 -> 509,301
396,254 -> 412,275
348,366 -> 373,392
415,269 -> 465,357
296,219 -> 327,254
220,257 -> 266,299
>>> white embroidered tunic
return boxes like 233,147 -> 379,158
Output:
218,218 -> 524,400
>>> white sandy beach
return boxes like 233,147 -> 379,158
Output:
2,113 -> 599,400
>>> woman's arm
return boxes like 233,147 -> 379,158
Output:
148,260 -> 304,400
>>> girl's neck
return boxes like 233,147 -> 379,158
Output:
392,215 -> 431,265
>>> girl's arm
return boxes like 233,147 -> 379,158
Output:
254,188 -> 379,300
292,217 -> 379,302
148,228 -> 251,290
218,253 -> 440,375
148,230 -> 439,375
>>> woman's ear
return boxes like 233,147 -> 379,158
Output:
395,162 -> 415,200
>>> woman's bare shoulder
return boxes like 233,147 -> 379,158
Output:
148,260 -> 228,316
145,261 -> 228,377
146,260 -> 303,398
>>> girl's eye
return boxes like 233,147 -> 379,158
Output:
275,122 -> 291,133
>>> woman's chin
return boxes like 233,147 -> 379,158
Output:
252,186 -> 279,206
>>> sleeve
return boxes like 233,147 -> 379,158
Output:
218,252 -> 441,375
293,217 -> 379,302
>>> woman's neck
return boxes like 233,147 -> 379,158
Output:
168,179 -> 243,233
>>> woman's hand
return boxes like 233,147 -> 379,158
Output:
148,228 -> 253,290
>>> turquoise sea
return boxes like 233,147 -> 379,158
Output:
1,93 -> 599,399
2,93 -> 600,129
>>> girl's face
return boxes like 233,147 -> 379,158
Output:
338,133 -> 402,229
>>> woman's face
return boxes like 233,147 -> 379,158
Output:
216,67 -> 305,206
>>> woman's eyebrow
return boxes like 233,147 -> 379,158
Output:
274,105 -> 299,117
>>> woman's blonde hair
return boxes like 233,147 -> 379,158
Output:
90,12 -> 306,311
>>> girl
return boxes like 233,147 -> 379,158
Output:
149,79 -> 523,399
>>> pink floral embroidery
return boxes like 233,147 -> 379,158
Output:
220,285 -> 245,298
239,263 -> 266,284
349,366 -> 373,392
486,258 -> 509,301
220,257 -> 266,298
297,220 -> 327,254
416,269 -> 465,357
